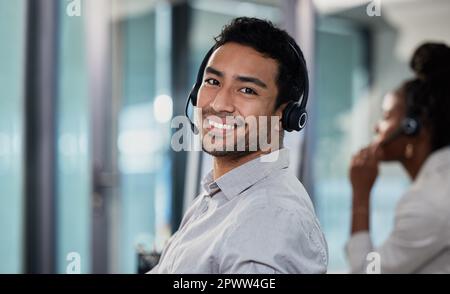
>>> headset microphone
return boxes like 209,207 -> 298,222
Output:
184,93 -> 199,135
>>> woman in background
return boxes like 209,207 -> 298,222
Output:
347,43 -> 450,273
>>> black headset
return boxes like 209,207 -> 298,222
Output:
185,41 -> 309,134
402,88 -> 421,136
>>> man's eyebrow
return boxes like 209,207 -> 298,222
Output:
205,66 -> 268,89
235,75 -> 267,89
205,66 -> 223,77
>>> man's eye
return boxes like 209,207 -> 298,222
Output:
239,87 -> 257,95
204,78 -> 219,86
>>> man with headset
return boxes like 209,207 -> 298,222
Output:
149,17 -> 328,274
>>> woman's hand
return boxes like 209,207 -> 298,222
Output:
350,144 -> 380,197
349,144 -> 382,234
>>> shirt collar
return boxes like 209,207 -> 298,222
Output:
201,148 -> 290,200
416,146 -> 450,181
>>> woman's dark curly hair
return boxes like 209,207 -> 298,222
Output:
396,42 -> 450,151
212,17 -> 307,110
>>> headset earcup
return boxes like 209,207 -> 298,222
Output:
281,102 -> 294,132
402,117 -> 420,136
282,102 -> 307,132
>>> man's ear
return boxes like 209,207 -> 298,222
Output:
274,102 -> 289,117
274,102 -> 289,132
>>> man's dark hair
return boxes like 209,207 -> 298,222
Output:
213,17 -> 306,110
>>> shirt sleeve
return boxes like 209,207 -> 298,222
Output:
148,195 -> 205,274
346,194 -> 448,274
219,203 -> 328,274
345,231 -> 373,273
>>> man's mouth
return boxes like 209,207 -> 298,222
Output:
207,118 -> 235,130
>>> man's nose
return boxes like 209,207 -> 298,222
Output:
210,87 -> 234,114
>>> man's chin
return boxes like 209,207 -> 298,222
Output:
201,146 -> 253,158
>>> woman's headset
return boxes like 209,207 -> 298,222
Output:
381,88 -> 421,146
185,41 -> 309,134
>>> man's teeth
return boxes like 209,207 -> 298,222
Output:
208,119 -> 234,130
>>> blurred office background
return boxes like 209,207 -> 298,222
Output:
1,0 -> 449,273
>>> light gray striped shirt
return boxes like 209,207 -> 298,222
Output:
149,148 -> 328,274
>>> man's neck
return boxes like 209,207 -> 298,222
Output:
212,148 -> 279,180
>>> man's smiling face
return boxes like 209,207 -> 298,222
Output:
196,42 -> 281,157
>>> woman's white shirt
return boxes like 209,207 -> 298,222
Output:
346,146 -> 450,274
